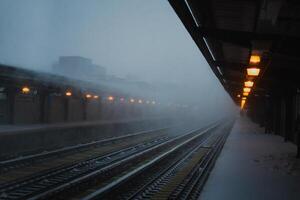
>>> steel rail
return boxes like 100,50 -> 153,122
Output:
29,124 -> 215,200
0,136 -> 170,200
0,127 -> 169,170
81,122 -> 220,200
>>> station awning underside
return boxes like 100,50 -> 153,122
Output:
168,0 -> 300,104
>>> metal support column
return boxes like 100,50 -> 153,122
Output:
7,87 -> 16,124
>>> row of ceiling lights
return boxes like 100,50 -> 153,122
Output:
238,55 -> 261,109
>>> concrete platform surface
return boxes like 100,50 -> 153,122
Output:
200,117 -> 300,200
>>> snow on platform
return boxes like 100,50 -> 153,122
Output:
200,117 -> 300,200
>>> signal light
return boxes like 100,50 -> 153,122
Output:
247,67 -> 260,76
244,81 -> 254,87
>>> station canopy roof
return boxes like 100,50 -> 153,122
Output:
169,0 -> 300,104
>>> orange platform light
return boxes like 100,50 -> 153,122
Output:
65,91 -> 72,96
243,87 -> 251,93
250,55 -> 261,64
22,86 -> 30,94
242,97 -> 247,100
107,96 -> 114,101
244,81 -> 254,87
243,92 -> 249,96
241,99 -> 246,109
86,94 -> 92,98
247,67 -> 260,76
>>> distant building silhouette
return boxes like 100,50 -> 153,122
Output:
53,56 -> 106,82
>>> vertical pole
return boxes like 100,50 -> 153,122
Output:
98,96 -> 102,120
295,90 -> 300,158
8,87 -> 16,124
275,95 -> 281,135
281,96 -> 287,140
297,136 -> 300,158
39,90 -> 46,123
285,88 -> 294,142
83,98 -> 87,121
64,98 -> 69,122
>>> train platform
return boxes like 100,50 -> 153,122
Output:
200,117 -> 300,200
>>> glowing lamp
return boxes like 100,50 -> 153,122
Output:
130,98 -> 135,103
22,86 -> 30,94
86,94 -> 92,98
242,97 -> 247,100
247,67 -> 260,76
120,97 -> 125,102
241,99 -> 246,109
138,99 -> 143,104
250,55 -> 261,64
65,91 -> 72,96
237,94 -> 241,98
107,96 -> 114,101
244,81 -> 254,87
243,92 -> 249,96
93,95 -> 99,99
243,87 -> 251,93
152,101 -> 156,105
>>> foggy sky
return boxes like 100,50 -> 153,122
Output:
0,0 -> 236,116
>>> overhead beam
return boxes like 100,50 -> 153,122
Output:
168,0 -> 226,90
214,61 -> 247,72
196,27 -> 300,50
